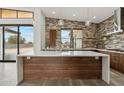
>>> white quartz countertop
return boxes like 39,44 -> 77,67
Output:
17,51 -> 109,57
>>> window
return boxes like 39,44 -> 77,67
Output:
0,26 -> 3,60
60,29 -> 83,49
0,26 -> 33,62
0,9 -> 2,18
2,9 -> 17,18
19,26 -> 33,54
73,30 -> 83,48
0,8 -> 33,19
18,11 -> 33,18
61,29 -> 71,48
4,26 -> 18,60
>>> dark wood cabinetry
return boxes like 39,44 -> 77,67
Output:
98,50 -> 124,74
110,53 -> 120,70
121,8 -> 124,31
120,54 -> 124,73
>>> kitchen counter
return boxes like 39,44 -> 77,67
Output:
18,51 -> 109,57
42,48 -> 124,54
97,49 -> 124,54
16,51 -> 110,85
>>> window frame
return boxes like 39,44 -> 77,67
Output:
0,8 -> 33,19
58,28 -> 83,49
17,10 -> 34,19
0,8 -> 2,18
0,25 -> 33,62
1,8 -> 18,19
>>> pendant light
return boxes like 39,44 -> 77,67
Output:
58,19 -> 64,26
85,8 -> 91,26
58,8 -> 64,26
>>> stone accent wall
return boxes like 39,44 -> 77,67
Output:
45,16 -> 124,49
45,17 -> 98,48
97,15 -> 124,49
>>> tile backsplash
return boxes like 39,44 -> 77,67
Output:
97,15 -> 124,50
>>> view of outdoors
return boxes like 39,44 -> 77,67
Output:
61,30 -> 71,48
61,29 -> 83,49
0,27 -> 3,60
0,26 -> 33,61
0,8 -> 33,61
4,26 -> 18,60
19,26 -> 33,54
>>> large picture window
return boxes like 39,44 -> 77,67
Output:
0,26 -> 3,60
19,26 -> 33,54
4,26 -> 18,60
0,26 -> 33,62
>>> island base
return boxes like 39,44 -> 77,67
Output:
22,57 -> 102,81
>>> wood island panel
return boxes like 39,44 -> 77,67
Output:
23,57 -> 102,81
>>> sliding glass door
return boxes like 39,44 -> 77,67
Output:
0,26 -> 3,60
0,25 -> 33,62
4,26 -> 18,61
19,26 -> 33,54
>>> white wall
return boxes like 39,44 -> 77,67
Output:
33,8 -> 45,54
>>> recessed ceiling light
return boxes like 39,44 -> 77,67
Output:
52,11 -> 56,14
93,16 -> 96,19
73,14 -> 76,17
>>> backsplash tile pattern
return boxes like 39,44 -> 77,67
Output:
97,15 -> 124,50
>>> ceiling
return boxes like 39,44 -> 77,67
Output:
40,7 -> 118,23
5,7 -> 119,23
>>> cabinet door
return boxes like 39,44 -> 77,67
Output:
120,54 -> 124,73
110,53 -> 114,68
110,53 -> 120,70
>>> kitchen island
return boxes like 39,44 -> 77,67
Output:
16,51 -> 110,85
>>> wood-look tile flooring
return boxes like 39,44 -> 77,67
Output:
19,69 -> 124,86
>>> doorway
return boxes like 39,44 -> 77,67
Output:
0,25 -> 33,62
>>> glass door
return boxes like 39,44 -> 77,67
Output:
0,25 -> 33,62
4,26 -> 18,61
0,26 -> 3,60
19,26 -> 33,54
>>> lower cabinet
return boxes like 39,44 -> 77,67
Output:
98,50 -> 124,74
120,54 -> 124,73
110,53 -> 120,70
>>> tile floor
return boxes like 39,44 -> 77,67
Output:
0,63 -> 17,86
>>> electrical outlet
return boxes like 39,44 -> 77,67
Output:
95,56 -> 99,60
27,56 -> 31,59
